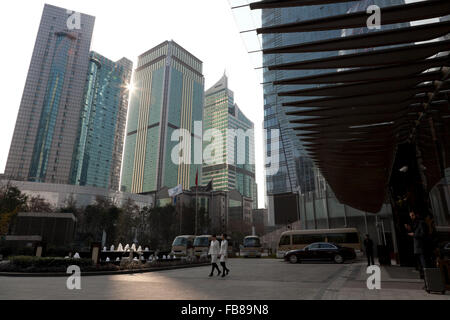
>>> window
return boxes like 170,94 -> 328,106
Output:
292,234 -> 307,245
308,243 -> 320,250
173,237 -> 187,246
326,233 -> 359,244
279,235 -> 290,246
244,237 -> 261,247
301,234 -> 325,244
320,243 -> 336,249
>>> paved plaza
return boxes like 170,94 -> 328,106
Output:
0,259 -> 449,300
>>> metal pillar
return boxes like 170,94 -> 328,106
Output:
312,192 -> 317,229
324,188 -> 330,229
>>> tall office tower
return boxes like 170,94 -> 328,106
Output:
262,0 -> 406,223
121,41 -> 204,193
70,52 -> 133,190
5,4 -> 95,183
202,75 -> 257,208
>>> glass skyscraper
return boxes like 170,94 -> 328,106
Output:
202,74 -> 257,208
5,4 -> 95,184
70,52 -> 133,190
262,0 -> 406,222
121,41 -> 204,193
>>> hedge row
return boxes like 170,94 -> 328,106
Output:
10,256 -> 93,268
0,255 -> 208,273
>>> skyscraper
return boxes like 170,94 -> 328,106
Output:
262,0 -> 406,223
70,52 -> 133,190
5,4 -> 95,184
202,74 -> 257,208
121,41 -> 204,193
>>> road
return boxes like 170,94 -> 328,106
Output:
0,258 -> 449,300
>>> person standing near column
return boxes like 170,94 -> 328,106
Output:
220,233 -> 230,277
208,234 -> 221,277
407,211 -> 428,279
364,234 -> 375,266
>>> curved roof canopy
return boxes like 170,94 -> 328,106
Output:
252,0 -> 450,212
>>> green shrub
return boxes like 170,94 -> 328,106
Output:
119,259 -> 143,270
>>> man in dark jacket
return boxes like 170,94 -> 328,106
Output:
364,234 -> 375,266
407,211 -> 428,278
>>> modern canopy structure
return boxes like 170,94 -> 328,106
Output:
247,0 -> 450,214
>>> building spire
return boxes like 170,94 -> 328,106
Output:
222,69 -> 228,89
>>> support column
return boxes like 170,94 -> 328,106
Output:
324,187 -> 330,229
303,194 -> 307,229
343,204 -> 348,228
312,192 -> 317,229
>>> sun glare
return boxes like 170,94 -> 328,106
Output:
126,83 -> 135,93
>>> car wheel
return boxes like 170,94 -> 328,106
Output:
289,255 -> 298,264
333,254 -> 344,264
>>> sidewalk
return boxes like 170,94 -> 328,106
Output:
330,262 -> 450,300
353,262 -> 423,283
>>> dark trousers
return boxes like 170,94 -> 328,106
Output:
416,254 -> 427,278
366,252 -> 375,266
210,263 -> 220,275
220,262 -> 229,274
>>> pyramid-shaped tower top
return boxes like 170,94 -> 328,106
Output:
205,73 -> 229,96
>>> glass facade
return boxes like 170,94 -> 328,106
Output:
121,41 -> 204,193
202,75 -> 257,208
70,52 -> 132,190
5,4 -> 95,184
298,187 -> 395,257
262,0 -> 406,222
29,33 -> 73,181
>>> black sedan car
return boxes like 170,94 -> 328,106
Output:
284,242 -> 356,264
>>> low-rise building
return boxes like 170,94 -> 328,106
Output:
156,186 -> 253,241
10,212 -> 77,247
0,180 -> 154,209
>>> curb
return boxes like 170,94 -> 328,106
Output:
0,263 -> 210,277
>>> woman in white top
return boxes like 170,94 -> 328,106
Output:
219,233 -> 230,277
208,234 -> 221,277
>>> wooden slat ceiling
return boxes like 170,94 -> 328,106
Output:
267,40 -> 450,70
263,21 -> 450,54
249,0 -> 359,10
255,0 -> 449,33
252,0 -> 450,212
273,57 -> 450,85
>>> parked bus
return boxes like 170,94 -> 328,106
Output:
240,235 -> 263,258
277,228 -> 362,258
193,235 -> 212,258
171,235 -> 195,258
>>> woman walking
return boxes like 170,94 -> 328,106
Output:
220,233 -> 230,277
208,234 -> 221,277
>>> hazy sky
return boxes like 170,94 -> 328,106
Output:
0,0 -> 266,207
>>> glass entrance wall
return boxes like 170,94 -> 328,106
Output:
429,178 -> 450,226
299,186 -> 395,256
